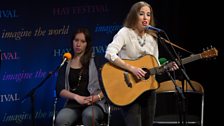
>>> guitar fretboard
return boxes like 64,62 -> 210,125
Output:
181,54 -> 201,65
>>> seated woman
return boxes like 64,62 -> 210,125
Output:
55,28 -> 107,126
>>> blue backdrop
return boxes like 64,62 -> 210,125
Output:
0,0 -> 222,126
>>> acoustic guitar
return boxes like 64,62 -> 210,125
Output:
101,48 -> 218,106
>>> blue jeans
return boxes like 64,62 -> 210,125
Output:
55,105 -> 105,126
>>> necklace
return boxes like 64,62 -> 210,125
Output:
77,71 -> 82,86
72,69 -> 83,91
137,35 -> 146,47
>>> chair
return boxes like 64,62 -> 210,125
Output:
153,80 -> 204,126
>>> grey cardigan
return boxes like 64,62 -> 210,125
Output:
64,57 -> 107,113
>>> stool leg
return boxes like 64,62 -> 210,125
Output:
52,97 -> 58,126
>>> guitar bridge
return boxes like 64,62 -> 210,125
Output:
124,72 -> 132,88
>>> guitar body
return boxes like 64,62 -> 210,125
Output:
101,55 -> 159,106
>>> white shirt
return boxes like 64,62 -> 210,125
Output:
105,27 -> 159,63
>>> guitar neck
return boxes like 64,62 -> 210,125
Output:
181,54 -> 201,65
147,47 -> 218,76
150,54 -> 202,75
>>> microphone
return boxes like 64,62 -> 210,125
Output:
159,57 -> 168,65
145,25 -> 164,32
159,57 -> 169,72
60,52 -> 72,67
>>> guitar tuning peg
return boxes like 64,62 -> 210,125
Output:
210,45 -> 213,48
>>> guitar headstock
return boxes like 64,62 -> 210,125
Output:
200,47 -> 218,59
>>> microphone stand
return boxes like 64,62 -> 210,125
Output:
21,61 -> 66,126
157,32 -> 192,126
159,34 -> 196,92
164,68 -> 185,125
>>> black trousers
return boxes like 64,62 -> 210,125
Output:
121,91 -> 156,126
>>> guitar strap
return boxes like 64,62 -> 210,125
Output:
160,37 -> 193,54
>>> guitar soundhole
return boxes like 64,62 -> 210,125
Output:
142,68 -> 150,79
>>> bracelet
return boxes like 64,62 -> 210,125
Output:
97,94 -> 102,101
